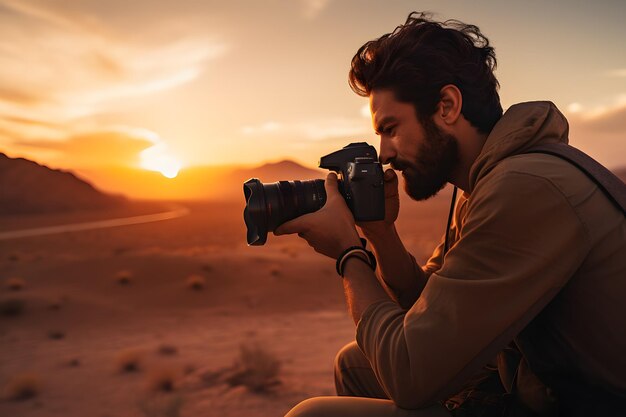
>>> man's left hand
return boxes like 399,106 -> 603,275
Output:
274,173 -> 362,258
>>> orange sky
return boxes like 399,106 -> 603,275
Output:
0,0 -> 624,198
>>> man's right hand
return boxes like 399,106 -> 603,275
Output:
357,168 -> 400,237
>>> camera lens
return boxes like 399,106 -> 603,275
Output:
243,178 -> 326,245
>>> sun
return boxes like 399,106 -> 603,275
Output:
139,143 -> 182,178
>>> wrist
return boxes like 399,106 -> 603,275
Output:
360,223 -> 397,242
339,232 -> 363,251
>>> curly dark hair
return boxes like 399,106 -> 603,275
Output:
349,12 -> 502,134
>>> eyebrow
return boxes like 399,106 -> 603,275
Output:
374,116 -> 397,135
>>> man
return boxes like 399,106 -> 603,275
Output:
275,12 -> 626,417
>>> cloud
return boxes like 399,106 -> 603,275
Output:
566,98 -> 626,169
241,117 -> 370,142
0,0 -> 227,122
604,69 -> 626,78
13,127 -> 158,167
301,0 -> 331,19
241,121 -> 283,135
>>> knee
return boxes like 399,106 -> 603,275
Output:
284,397 -> 336,417
334,341 -> 362,376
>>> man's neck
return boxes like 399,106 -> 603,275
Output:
449,128 -> 489,194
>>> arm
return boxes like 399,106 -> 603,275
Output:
341,255 -> 390,325
356,171 -> 590,409
358,169 -> 427,308
362,225 -> 427,309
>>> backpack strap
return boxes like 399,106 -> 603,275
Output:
523,143 -> 626,216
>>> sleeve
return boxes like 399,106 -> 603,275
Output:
356,171 -> 590,409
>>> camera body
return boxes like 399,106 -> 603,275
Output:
319,142 -> 385,221
243,142 -> 385,245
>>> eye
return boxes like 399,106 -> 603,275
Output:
384,125 -> 396,136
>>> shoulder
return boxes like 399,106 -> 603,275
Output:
474,153 -> 598,210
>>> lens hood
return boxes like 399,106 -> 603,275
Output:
243,178 -> 268,245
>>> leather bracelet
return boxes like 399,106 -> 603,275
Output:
338,248 -> 371,276
335,243 -> 376,277
340,253 -> 373,276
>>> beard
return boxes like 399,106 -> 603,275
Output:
394,119 -> 459,201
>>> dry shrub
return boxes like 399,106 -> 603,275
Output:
67,358 -> 81,367
269,266 -> 281,277
0,298 -> 25,316
146,367 -> 178,392
183,364 -> 196,375
157,344 -> 178,356
186,274 -> 205,291
139,394 -> 184,417
2,373 -> 41,401
113,247 -> 129,256
4,277 -> 25,291
48,330 -> 65,340
280,246 -> 299,258
116,348 -> 144,373
115,270 -> 133,285
226,343 -> 281,393
47,298 -> 62,310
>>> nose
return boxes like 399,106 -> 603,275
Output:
378,138 -> 396,165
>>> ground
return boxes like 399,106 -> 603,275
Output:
0,193 -> 450,417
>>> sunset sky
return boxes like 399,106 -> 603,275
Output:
0,0 -> 625,188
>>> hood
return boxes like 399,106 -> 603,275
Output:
468,101 -> 570,193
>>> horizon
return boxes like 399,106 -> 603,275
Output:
1,0 -> 625,198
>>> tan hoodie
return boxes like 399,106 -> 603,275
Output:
356,102 -> 626,410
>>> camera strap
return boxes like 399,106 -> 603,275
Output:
441,143 -> 625,258
523,143 -> 626,216
443,186 -> 458,257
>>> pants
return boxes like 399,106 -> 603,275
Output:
284,341 -> 453,417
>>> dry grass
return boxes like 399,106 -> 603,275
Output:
115,348 -> 144,373
115,270 -> 133,285
226,342 -> 282,393
146,367 -> 178,392
4,277 -> 25,291
2,373 -> 41,401
185,274 -> 205,291
0,298 -> 25,316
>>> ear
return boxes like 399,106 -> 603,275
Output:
436,84 -> 463,125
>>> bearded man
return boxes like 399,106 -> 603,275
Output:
275,12 -> 626,417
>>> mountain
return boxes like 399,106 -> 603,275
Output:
0,153 -> 126,215
231,160 -> 324,183
74,160 -> 325,201
612,166 -> 626,183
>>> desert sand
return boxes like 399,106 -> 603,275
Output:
0,191 -> 451,417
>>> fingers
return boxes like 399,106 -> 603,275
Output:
383,168 -> 399,197
274,216 -> 307,236
384,168 -> 397,181
324,172 -> 341,199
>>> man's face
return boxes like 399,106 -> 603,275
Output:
370,89 -> 459,201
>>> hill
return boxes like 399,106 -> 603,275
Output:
0,153 -> 126,215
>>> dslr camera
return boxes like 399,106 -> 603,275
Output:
243,142 -> 385,245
